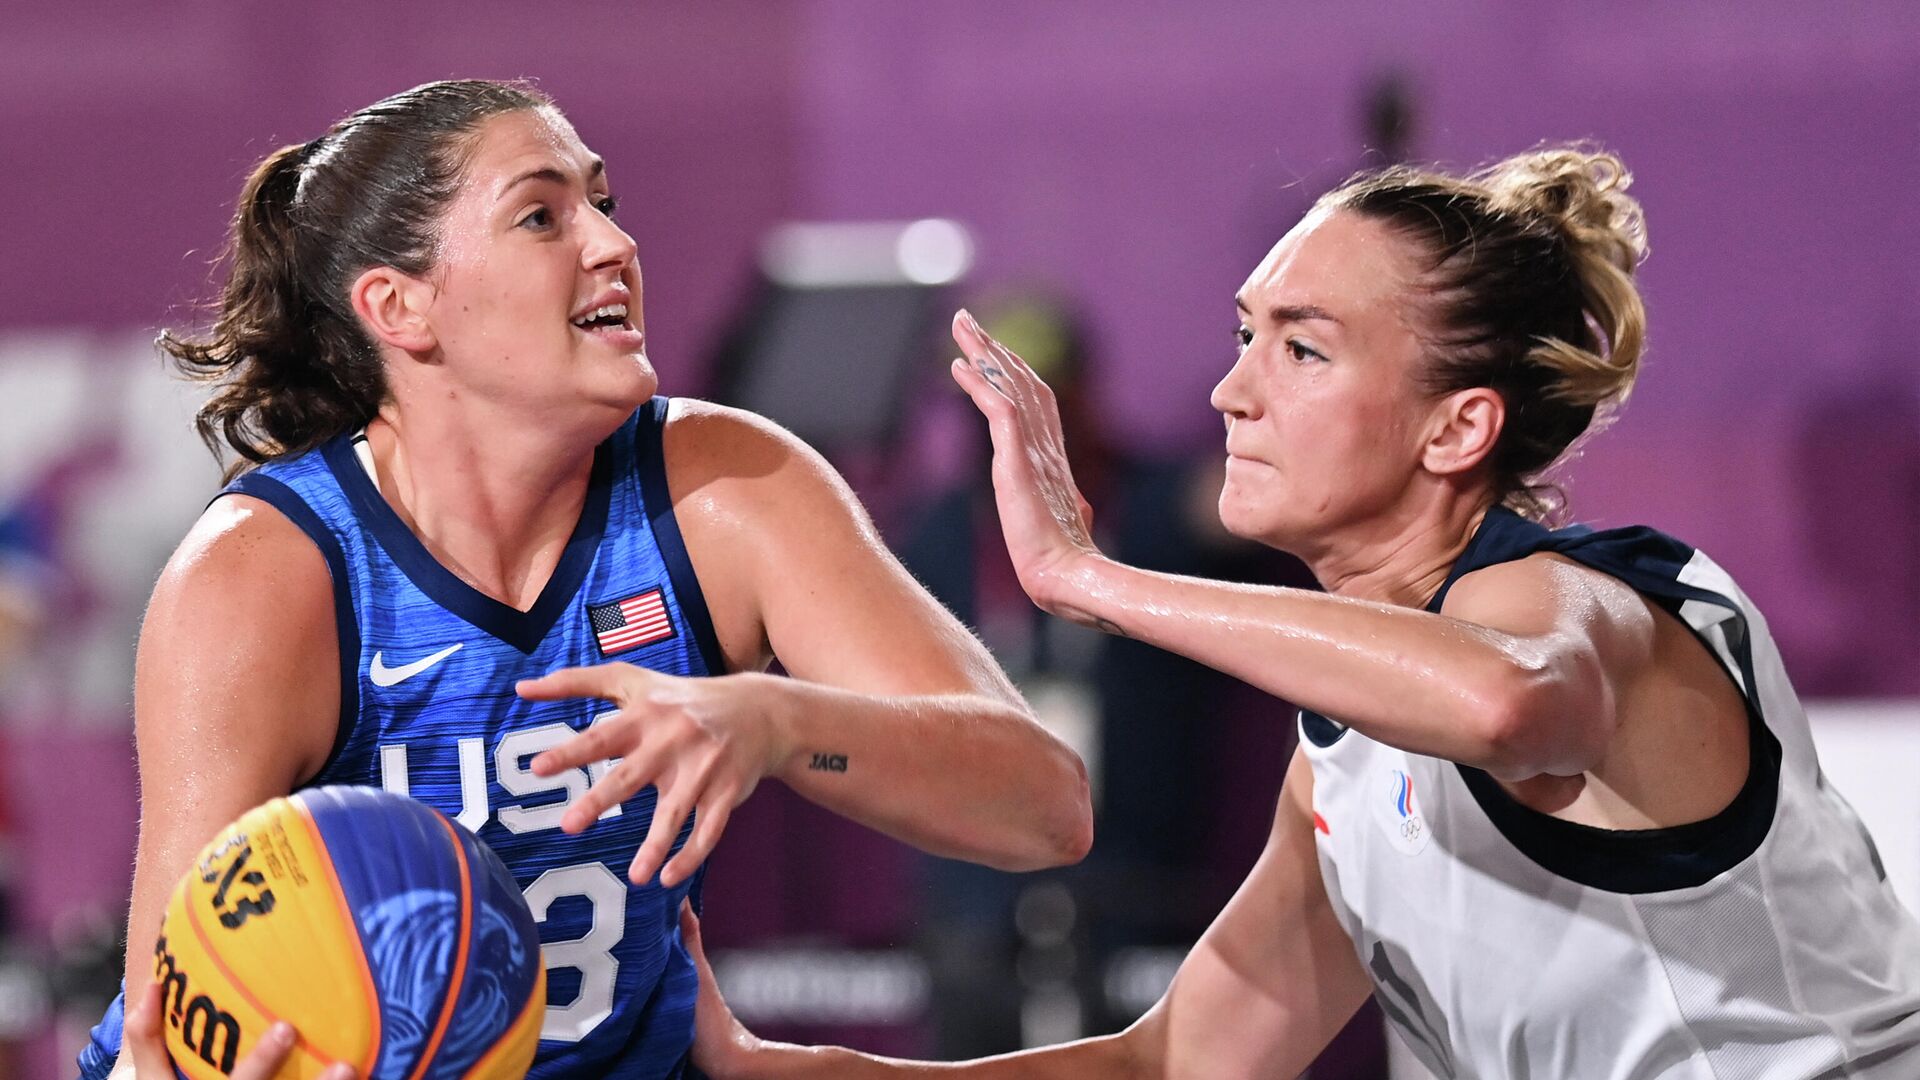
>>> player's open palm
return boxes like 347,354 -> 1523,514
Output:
517,664 -> 790,888
950,309 -> 1100,612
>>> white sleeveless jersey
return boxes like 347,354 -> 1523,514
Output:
1303,508 -> 1920,1079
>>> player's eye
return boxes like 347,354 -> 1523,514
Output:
593,194 -> 620,219
517,206 -> 553,231
1287,339 -> 1327,364
1234,325 -> 1254,353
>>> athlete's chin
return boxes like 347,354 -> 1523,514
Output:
1218,485 -> 1317,553
1217,491 -> 1280,546
587,353 -> 660,408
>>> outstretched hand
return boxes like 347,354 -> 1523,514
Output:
120,980 -> 355,1080
516,665 -> 789,888
950,309 -> 1101,613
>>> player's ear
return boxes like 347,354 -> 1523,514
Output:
1422,386 -> 1504,477
349,266 -> 438,355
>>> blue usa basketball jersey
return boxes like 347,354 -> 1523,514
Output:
78,398 -> 722,1080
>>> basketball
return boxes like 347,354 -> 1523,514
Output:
151,785 -> 546,1079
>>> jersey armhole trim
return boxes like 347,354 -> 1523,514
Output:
635,397 -> 728,677
1300,708 -> 1348,747
1454,581 -> 1783,894
219,475 -> 360,781
1430,507 -> 1784,893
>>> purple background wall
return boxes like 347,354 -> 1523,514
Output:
10,0 -> 1915,671
2,1 -> 1917,1072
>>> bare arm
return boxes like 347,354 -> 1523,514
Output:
673,400 -> 1090,868
1037,554 -> 1652,780
520,400 -> 1091,884
950,312 -> 1655,782
110,495 -> 339,1076
692,747 -> 1373,1079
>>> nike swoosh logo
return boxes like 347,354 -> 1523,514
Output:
369,643 -> 464,687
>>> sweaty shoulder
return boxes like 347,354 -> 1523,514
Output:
159,492 -> 334,612
658,397 -> 830,492
1440,550 -> 1655,653
660,395 -> 929,672
657,399 -> 875,671
142,491 -> 340,781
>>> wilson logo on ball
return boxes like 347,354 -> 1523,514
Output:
157,786 -> 546,1078
153,935 -> 243,1075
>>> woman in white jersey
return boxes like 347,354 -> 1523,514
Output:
103,80 -> 1093,1079
685,147 -> 1920,1078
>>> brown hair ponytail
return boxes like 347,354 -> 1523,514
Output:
161,79 -> 551,478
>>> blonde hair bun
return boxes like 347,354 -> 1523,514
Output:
1479,146 -> 1649,410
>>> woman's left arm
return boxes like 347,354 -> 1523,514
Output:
521,400 -> 1092,887
945,310 -> 1655,786
1041,553 -> 1651,782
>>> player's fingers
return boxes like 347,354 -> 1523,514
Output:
515,663 -> 644,705
532,711 -> 638,777
560,738 -> 670,833
630,790 -> 697,886
956,314 -> 1073,461
228,1021 -> 300,1080
951,353 -> 1016,412
954,314 -> 1034,411
953,360 -> 1042,467
959,309 -> 1046,396
951,309 -> 992,366
122,982 -> 175,1077
680,903 -> 730,1059
953,360 -> 1046,482
962,310 -> 1072,449
662,793 -> 735,888
679,901 -> 711,972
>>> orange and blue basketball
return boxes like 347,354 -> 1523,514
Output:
153,785 -> 546,1079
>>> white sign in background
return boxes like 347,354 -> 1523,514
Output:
1806,700 -> 1920,916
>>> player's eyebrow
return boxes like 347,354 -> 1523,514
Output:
1236,295 -> 1343,325
500,157 -> 606,198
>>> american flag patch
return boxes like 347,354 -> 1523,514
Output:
588,588 -> 674,656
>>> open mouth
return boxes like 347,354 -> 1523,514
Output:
570,302 -> 632,334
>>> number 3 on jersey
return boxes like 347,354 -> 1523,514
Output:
523,863 -> 628,1041
380,714 -> 633,1044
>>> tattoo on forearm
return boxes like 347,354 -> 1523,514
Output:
1056,603 -> 1128,638
808,752 -> 849,773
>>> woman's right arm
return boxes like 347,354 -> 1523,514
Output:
109,493 -> 341,1077
693,747 -> 1373,1080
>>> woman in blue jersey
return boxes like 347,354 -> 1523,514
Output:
686,149 -> 1920,1077
91,79 -> 1093,1079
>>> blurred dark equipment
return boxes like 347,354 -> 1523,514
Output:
709,220 -> 973,454
1362,70 -> 1416,165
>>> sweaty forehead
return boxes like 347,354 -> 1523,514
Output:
467,108 -> 601,195
1239,208 -> 1416,318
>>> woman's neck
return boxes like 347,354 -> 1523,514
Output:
363,404 -> 606,611
1297,489 -> 1494,609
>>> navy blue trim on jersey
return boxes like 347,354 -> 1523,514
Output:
1300,708 -> 1348,748
321,433 -> 613,654
634,398 -> 728,676
1429,506 -> 1782,894
222,473 -> 361,778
